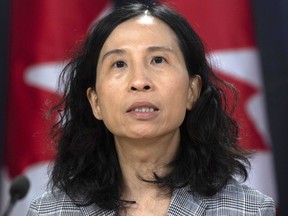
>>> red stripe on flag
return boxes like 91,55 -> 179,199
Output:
5,0 -> 111,178
165,0 -> 256,50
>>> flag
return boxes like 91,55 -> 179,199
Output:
1,0 -> 278,214
0,1 -> 111,215
167,0 -> 277,201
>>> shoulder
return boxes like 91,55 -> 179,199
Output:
216,180 -> 274,204
170,181 -> 275,215
203,180 -> 275,215
27,190 -> 80,215
27,190 -> 114,216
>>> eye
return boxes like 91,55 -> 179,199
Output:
152,56 -> 166,64
113,61 -> 126,68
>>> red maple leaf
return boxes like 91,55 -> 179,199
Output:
216,70 -> 269,151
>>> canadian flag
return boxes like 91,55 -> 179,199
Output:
1,0 -> 278,215
169,0 -> 277,201
0,0 -> 111,215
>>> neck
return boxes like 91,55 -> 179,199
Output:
114,130 -> 180,199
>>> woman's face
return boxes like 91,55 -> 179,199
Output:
87,15 -> 201,141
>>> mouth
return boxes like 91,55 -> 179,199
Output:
127,102 -> 159,113
130,107 -> 158,112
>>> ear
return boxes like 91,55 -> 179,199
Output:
87,87 -> 103,120
186,75 -> 202,110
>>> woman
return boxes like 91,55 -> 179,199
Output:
27,2 -> 275,215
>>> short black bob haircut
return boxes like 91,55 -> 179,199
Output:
50,1 -> 251,211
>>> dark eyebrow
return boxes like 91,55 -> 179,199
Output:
147,46 -> 174,53
101,49 -> 126,62
101,46 -> 175,62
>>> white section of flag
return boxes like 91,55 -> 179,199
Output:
208,49 -> 263,86
247,152 -> 277,202
208,48 -> 277,202
24,62 -> 65,93
208,48 -> 271,146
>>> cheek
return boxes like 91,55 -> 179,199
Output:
96,96 -> 119,134
98,92 -> 117,114
167,76 -> 190,102
96,86 -> 123,123
163,78 -> 190,119
95,73 -> 127,120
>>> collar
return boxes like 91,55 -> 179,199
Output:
79,187 -> 207,216
167,187 -> 207,216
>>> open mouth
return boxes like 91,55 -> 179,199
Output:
131,107 -> 158,112
127,102 -> 159,113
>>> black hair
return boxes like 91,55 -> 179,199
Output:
49,2 -> 251,211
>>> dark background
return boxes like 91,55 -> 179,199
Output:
0,0 -> 9,190
252,1 -> 288,215
1,0 -> 287,215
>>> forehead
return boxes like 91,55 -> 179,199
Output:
100,15 -> 180,51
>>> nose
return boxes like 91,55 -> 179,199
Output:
129,65 -> 152,92
130,84 -> 151,91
